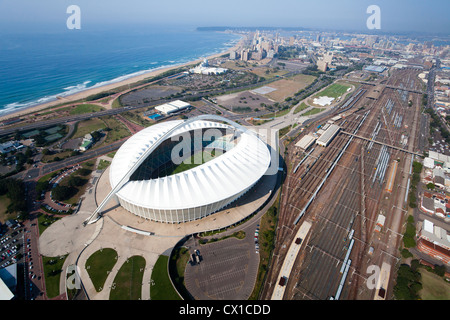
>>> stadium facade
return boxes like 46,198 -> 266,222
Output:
96,115 -> 272,224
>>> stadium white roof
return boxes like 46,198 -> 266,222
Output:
110,119 -> 271,210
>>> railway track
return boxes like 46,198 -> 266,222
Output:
262,69 -> 424,300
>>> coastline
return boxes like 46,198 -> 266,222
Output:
0,35 -> 243,122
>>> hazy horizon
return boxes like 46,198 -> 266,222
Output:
0,0 -> 449,35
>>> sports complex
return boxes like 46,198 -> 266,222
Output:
87,115 -> 273,224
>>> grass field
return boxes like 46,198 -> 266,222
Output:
293,102 -> 310,114
72,118 -> 106,139
314,83 -> 351,99
85,248 -> 118,292
0,194 -> 11,224
419,269 -> 450,300
42,255 -> 68,298
260,107 -> 291,119
97,159 -> 111,171
160,150 -> 215,177
68,104 -> 105,115
150,255 -> 181,300
303,107 -> 323,116
37,213 -> 60,235
109,255 -> 146,300
101,116 -> 131,145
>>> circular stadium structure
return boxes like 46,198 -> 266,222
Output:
103,115 -> 272,224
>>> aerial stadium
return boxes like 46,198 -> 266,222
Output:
87,115 -> 272,224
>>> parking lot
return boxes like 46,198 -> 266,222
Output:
0,219 -> 47,300
0,222 -> 24,269
183,223 -> 261,300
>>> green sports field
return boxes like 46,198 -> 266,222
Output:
315,83 -> 351,99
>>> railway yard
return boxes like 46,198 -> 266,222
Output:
261,68 -> 425,300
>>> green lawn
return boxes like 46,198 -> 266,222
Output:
101,116 -> 131,144
97,159 -> 111,171
0,194 -> 11,224
72,118 -> 106,139
151,255 -> 181,300
85,248 -> 118,292
293,102 -> 310,114
68,104 -> 105,115
42,255 -> 68,298
419,269 -> 450,300
260,107 -> 291,119
303,107 -> 323,116
109,255 -> 146,300
315,83 -> 351,99
159,150 -> 214,177
37,213 -> 60,235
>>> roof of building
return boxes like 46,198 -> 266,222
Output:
429,151 -> 450,163
155,100 -> 191,114
0,279 -> 13,300
364,65 -> 386,73
80,140 -> 92,148
421,219 -> 450,250
423,157 -> 435,168
110,119 -> 271,210
317,124 -> 340,146
295,134 -> 316,150
422,197 -> 435,211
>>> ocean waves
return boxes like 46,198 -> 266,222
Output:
0,29 -> 241,117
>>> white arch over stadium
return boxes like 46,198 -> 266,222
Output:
85,114 -> 271,225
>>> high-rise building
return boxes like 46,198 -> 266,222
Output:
289,37 -> 295,46
241,50 -> 250,61
317,60 -> 328,72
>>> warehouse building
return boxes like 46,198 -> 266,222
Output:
316,124 -> 340,147
295,134 -> 316,151
155,100 -> 191,115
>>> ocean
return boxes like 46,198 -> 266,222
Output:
0,26 -> 240,116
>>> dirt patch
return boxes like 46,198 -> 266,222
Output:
215,91 -> 274,113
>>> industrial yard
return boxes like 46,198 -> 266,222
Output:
261,68 -> 425,300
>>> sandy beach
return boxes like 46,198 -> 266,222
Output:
0,35 -> 244,122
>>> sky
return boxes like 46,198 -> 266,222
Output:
0,0 -> 448,34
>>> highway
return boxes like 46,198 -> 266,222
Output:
0,69 -> 303,137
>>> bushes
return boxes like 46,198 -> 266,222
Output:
0,178 -> 27,215
408,161 -> 423,208
393,264 -> 422,300
403,216 -> 416,248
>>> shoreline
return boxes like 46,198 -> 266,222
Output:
0,35 -> 244,122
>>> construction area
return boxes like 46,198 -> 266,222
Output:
261,68 -> 425,300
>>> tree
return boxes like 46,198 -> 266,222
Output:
68,176 -> 87,187
77,168 -> 92,176
400,248 -> 413,259
434,264 -> 446,277
52,185 -> 77,201
426,182 -> 435,190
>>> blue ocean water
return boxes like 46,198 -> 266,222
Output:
0,26 -> 240,116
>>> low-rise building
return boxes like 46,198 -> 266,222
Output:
155,100 -> 191,116
418,219 -> 450,265
79,133 -> 94,152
